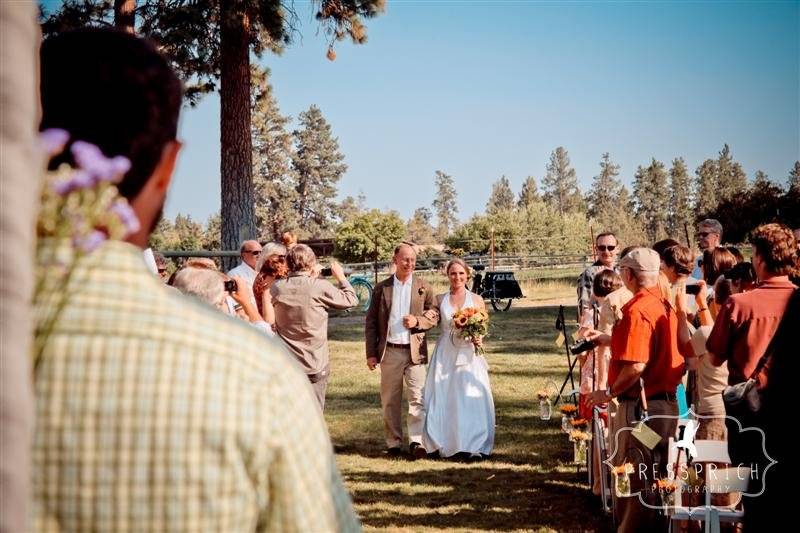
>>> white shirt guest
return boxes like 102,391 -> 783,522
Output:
226,239 -> 262,287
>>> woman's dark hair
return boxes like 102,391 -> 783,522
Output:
593,269 -> 623,298
724,262 -> 756,284
662,245 -> 694,276
40,28 -> 183,200
702,247 -> 738,284
652,239 -> 681,259
724,246 -> 744,263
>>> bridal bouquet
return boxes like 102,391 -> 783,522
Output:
452,307 -> 489,353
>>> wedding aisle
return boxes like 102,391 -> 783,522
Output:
325,305 -> 611,532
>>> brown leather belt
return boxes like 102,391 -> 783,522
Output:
386,342 -> 411,350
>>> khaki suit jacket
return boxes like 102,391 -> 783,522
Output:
365,276 -> 439,364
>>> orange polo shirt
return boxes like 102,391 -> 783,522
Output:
609,286 -> 686,397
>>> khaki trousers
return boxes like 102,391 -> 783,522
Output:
380,346 -> 426,449
609,398 -> 677,533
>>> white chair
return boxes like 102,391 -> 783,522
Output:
669,440 -> 747,533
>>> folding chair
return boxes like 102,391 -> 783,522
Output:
669,440 -> 747,533
592,406 -> 613,515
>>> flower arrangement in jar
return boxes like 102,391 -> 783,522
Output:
612,463 -> 635,497
570,430 -> 591,463
536,390 -> 552,421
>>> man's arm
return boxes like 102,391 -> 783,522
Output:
706,299 -> 735,367
587,361 -> 646,406
411,284 -> 440,331
364,282 -> 382,363
318,261 -> 358,310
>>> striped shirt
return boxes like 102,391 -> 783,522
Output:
33,240 -> 359,532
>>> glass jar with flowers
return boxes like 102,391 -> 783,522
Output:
612,463 -> 635,497
559,404 -> 578,432
653,478 -> 678,511
536,390 -> 552,420
570,430 -> 591,463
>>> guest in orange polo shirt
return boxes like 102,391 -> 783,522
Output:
587,247 -> 687,533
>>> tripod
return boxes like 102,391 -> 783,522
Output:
554,305 -> 579,406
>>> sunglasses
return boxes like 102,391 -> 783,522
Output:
244,250 -> 262,256
597,245 -> 616,252
157,268 -> 167,274
697,231 -> 717,238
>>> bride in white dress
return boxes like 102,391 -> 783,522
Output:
422,259 -> 495,459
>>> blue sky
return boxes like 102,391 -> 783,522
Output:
45,1 -> 800,224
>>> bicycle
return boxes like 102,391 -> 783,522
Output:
347,274 -> 374,312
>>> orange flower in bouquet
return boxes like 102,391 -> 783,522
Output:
559,404 -> 578,416
451,306 -> 489,353
570,418 -> 589,430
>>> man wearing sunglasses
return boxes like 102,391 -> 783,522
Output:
577,232 -> 619,320
691,218 -> 723,279
227,239 -> 262,288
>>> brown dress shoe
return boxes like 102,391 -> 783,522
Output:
409,442 -> 427,460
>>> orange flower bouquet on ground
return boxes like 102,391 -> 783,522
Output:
451,307 -> 489,354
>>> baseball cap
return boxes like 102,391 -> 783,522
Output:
618,247 -> 661,273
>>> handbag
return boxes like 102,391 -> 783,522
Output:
721,333 -> 776,416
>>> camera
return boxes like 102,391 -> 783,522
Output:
320,267 -> 333,277
685,284 -> 701,295
569,338 -> 596,355
224,279 -> 238,293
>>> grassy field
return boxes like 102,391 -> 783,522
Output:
325,301 -> 613,533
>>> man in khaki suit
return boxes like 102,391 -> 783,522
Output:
365,244 -> 439,458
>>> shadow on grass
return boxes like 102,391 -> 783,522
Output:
328,303 -> 612,532
341,457 -> 612,531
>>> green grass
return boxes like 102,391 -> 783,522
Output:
325,304 -> 613,532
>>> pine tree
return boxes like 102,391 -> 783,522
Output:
203,212 -> 222,250
486,175 -> 515,215
292,105 -> 347,237
542,146 -> 582,216
173,214 -> 204,250
406,207 -> 435,245
433,170 -> 458,242
633,158 -> 669,243
695,159 -> 719,217
586,152 -> 622,219
339,193 -> 367,223
517,176 -> 539,209
668,157 -> 693,240
752,170 -> 771,189
42,0 -> 386,254
716,144 -> 747,203
789,161 -> 800,193
251,67 -> 299,241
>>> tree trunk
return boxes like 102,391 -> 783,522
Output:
114,0 -> 135,33
219,0 -> 255,269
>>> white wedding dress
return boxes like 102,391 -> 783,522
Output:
422,291 -> 495,457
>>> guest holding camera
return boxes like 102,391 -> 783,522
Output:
586,248 -> 687,532
271,244 -> 358,409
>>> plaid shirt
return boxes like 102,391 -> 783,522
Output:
33,240 -> 360,532
576,261 -> 610,320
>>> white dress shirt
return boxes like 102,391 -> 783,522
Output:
227,261 -> 257,287
387,275 -> 413,344
226,261 -> 258,308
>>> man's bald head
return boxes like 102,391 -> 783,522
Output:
393,243 -> 417,281
239,240 -> 262,269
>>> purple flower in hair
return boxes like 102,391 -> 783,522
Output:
110,200 -> 140,236
71,141 -> 130,183
50,169 -> 94,196
39,129 -> 70,156
74,230 -> 107,253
